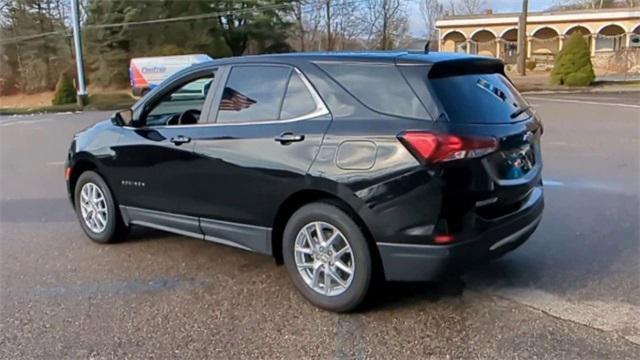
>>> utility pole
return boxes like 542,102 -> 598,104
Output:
517,0 -> 528,76
71,0 -> 88,106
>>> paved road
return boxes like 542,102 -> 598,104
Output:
1,92 -> 639,359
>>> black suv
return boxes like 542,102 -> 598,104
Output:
66,52 -> 543,312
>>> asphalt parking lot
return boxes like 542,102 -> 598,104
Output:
1,91 -> 639,359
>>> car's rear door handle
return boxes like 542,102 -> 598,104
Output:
170,135 -> 191,145
275,132 -> 305,145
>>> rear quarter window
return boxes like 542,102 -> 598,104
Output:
317,62 -> 430,120
281,72 -> 317,119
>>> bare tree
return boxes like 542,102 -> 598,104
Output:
550,0 -> 635,9
421,0 -> 445,39
436,0 -> 487,15
292,0 -> 306,51
330,0 -> 364,50
324,0 -> 332,50
362,0 -> 408,50
296,0 -> 325,51
381,0 -> 401,49
301,0 -> 365,51
456,0 -> 486,14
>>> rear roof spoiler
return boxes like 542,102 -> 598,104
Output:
428,58 -> 505,79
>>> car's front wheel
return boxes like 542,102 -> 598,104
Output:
283,202 -> 372,312
74,171 -> 128,243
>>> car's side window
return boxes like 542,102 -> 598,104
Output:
216,65 -> 291,124
145,74 -> 215,127
318,62 -> 429,119
280,72 -> 317,119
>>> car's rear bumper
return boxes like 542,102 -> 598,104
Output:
377,187 -> 544,282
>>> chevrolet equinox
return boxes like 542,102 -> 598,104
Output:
66,52 -> 544,312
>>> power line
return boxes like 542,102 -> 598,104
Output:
0,0 -> 371,45
0,30 -> 67,43
86,1 -> 293,29
0,1 -> 293,45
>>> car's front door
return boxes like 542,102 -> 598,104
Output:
112,69 -> 219,229
190,64 -> 332,253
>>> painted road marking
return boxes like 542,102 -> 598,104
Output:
0,118 -> 52,127
527,97 -> 640,109
46,161 -> 65,166
474,286 -> 640,345
0,111 -> 84,126
559,95 -> 635,102
543,179 -> 565,187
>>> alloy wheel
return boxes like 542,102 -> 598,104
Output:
79,182 -> 108,233
294,221 -> 355,296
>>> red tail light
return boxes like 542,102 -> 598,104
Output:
434,234 -> 455,244
398,131 -> 498,164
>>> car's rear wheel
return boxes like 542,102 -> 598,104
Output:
283,202 -> 372,312
74,171 -> 128,243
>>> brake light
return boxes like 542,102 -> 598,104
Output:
398,131 -> 498,164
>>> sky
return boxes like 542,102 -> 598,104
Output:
408,0 -> 557,36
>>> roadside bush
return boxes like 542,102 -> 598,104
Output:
550,32 -> 595,86
526,60 -> 537,71
51,73 -> 76,105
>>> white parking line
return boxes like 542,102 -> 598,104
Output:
557,95 -> 632,102
0,118 -> 51,127
527,97 -> 640,109
543,179 -> 565,187
475,286 -> 640,345
0,111 -> 83,126
46,161 -> 65,166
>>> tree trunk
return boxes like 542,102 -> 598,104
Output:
296,2 -> 305,51
36,2 -> 54,89
381,0 -> 388,49
325,0 -> 332,51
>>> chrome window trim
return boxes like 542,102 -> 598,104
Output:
132,68 -> 219,125
210,66 -> 329,126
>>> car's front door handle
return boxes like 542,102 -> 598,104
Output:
275,132 -> 305,145
170,135 -> 191,145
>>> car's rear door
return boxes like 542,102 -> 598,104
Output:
190,63 -> 332,253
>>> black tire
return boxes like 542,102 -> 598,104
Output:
73,171 -> 128,243
283,202 -> 372,312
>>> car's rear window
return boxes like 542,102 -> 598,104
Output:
430,73 -> 530,124
317,62 -> 430,119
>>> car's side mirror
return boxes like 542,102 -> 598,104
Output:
111,109 -> 133,126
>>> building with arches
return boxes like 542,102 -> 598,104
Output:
436,8 -> 640,69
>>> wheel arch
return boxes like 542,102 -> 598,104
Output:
68,155 -> 115,208
271,189 -> 383,277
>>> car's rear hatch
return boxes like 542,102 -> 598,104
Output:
401,57 -> 543,237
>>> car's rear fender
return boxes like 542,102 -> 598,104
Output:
306,116 -> 444,247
